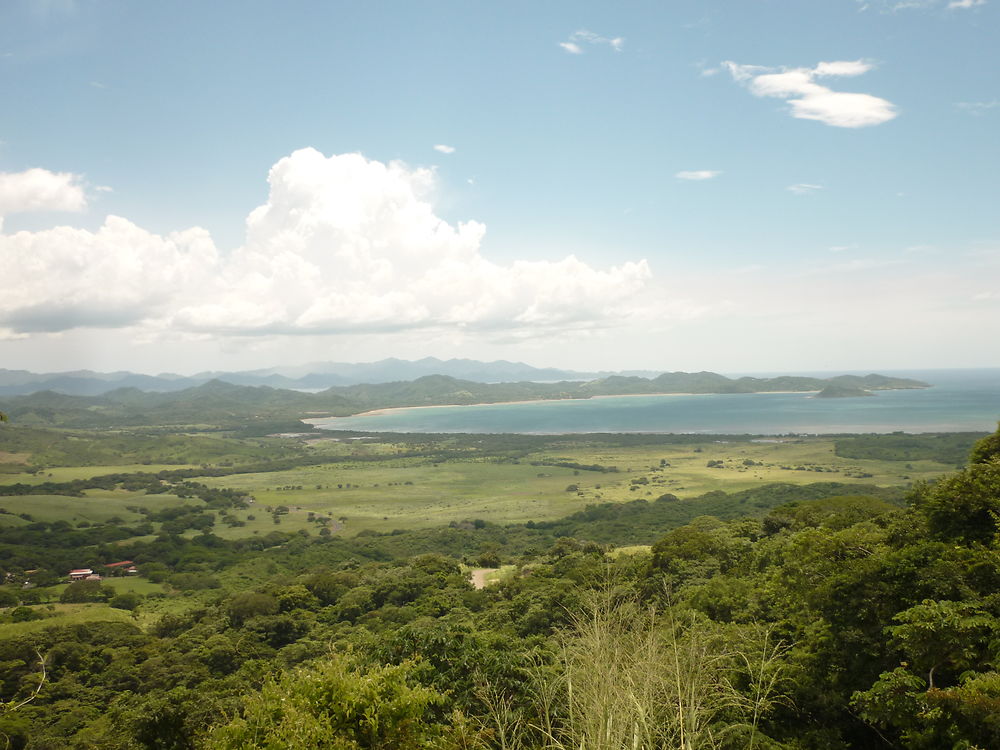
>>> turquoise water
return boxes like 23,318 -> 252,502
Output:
314,369 -> 1000,435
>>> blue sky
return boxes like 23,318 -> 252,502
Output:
1,0 -> 997,375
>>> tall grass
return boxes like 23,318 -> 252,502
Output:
477,588 -> 790,749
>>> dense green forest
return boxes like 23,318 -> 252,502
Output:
0,421 -> 997,748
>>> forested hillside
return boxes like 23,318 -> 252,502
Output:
0,426 -> 997,748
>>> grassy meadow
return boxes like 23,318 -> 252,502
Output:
0,490 -> 183,527
0,428 -> 978,542
0,603 -> 135,638
185,435 -> 955,536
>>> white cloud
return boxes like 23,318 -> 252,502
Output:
1,217 -> 216,334
813,60 -> 874,77
559,30 -> 624,54
433,144 -> 456,154
1,149 -> 654,341
948,0 -> 986,8
0,168 -> 87,215
722,59 -> 897,128
787,183 -> 824,194
675,170 -> 722,181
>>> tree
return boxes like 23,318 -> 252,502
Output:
226,592 -> 278,626
60,580 -> 109,603
205,655 -> 464,749
970,423 -> 1000,464
912,461 -> 1000,544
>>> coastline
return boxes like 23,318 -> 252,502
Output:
302,389 -> 828,424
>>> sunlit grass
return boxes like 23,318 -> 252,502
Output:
0,603 -> 135,637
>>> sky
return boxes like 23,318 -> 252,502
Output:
1,0 -> 998,376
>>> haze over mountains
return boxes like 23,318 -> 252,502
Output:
0,358 -> 662,397
0,367 -> 930,431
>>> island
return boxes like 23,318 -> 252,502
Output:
814,383 -> 875,398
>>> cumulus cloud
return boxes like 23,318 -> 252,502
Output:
787,183 -> 824,194
0,168 -> 87,215
559,30 -> 624,54
433,144 -> 456,154
1,217 -> 217,335
676,170 -> 722,181
722,59 -> 897,128
1,149 -> 653,340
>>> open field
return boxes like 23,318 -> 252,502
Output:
0,430 -> 973,541
189,436 -> 954,536
196,458 -> 588,536
9,464 -> 201,484
0,602 -> 135,638
30,576 -> 168,600
0,490 -> 184,526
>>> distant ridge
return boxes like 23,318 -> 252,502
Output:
0,371 -> 931,429
0,359 -> 660,397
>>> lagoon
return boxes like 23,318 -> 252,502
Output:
313,369 -> 1000,435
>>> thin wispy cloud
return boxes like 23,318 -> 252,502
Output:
956,100 -> 999,114
801,257 -> 902,276
559,30 -> 624,55
859,0 -> 986,10
788,183 -> 824,194
433,144 -> 456,154
722,59 -> 897,128
676,170 -> 722,181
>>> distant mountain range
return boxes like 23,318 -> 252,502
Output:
0,370 -> 931,430
0,358 -> 662,397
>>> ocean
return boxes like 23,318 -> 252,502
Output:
312,369 -> 1000,435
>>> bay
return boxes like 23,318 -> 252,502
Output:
313,369 -> 1000,435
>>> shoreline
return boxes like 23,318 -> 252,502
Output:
303,389 -> 834,424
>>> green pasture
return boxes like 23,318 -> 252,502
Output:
194,459 -> 590,535
32,577 -> 167,600
528,437 -> 950,504
0,603 -> 135,638
7,464 -> 200,485
190,436 -> 948,536
0,490 -> 185,525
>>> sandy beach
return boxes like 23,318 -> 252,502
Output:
301,389 -> 827,424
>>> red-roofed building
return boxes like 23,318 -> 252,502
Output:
105,560 -> 139,575
69,568 -> 94,580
